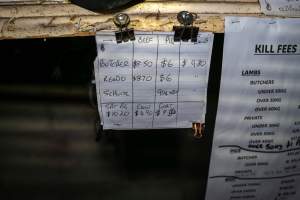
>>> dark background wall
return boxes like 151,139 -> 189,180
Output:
0,35 -> 223,200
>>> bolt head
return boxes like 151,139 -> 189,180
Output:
114,13 -> 130,28
177,11 -> 194,26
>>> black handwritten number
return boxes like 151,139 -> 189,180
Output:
286,140 -> 293,149
135,110 -> 153,117
144,60 -> 153,67
160,74 -> 172,82
133,60 -> 141,68
155,109 -> 160,116
296,137 -> 300,146
133,75 -> 152,82
191,59 -> 206,68
161,59 -> 173,68
168,108 -> 176,116
109,111 -> 130,117
181,59 -> 187,67
112,111 -> 118,117
120,103 -> 128,109
120,111 -> 130,117
155,107 -> 176,117
133,60 -> 153,68
100,44 -> 105,52
181,59 -> 206,68
145,110 -> 153,116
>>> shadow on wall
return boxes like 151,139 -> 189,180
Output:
0,34 -> 224,200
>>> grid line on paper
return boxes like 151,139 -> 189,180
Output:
100,101 -> 203,104
176,41 -> 181,127
132,42 -> 134,129
152,34 -> 159,128
99,81 -> 104,127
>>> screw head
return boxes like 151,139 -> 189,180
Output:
177,11 -> 194,26
114,13 -> 130,28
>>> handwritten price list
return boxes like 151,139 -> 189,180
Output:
94,32 -> 213,129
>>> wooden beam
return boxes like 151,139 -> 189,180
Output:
0,0 -> 258,4
0,2 -> 260,18
0,1 -> 262,39
0,4 -> 97,17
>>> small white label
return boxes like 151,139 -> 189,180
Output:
259,0 -> 300,16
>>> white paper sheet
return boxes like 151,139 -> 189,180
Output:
206,17 -> 300,200
94,32 -> 213,130
259,0 -> 300,16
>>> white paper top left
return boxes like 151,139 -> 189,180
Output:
259,0 -> 300,16
94,31 -> 214,130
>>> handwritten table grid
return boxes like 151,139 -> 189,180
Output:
95,32 -> 213,130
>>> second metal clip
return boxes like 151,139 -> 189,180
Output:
173,11 -> 199,42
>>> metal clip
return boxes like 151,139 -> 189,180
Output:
113,13 -> 135,43
173,11 -> 199,42
192,122 -> 205,138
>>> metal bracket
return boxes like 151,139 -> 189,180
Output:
192,122 -> 205,139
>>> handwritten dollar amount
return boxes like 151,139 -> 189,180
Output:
135,109 -> 153,116
181,59 -> 207,68
155,103 -> 177,117
133,60 -> 153,68
133,74 -> 152,82
106,110 -> 130,117
133,74 -> 172,82
104,103 -> 130,118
